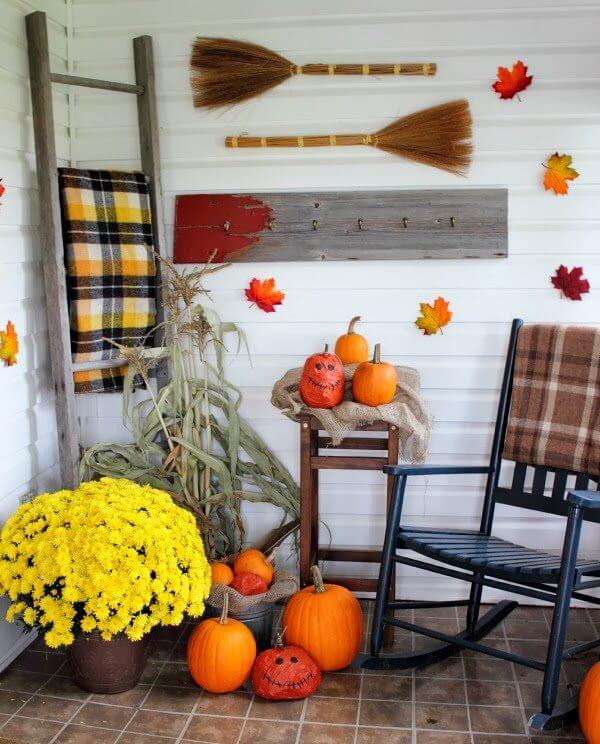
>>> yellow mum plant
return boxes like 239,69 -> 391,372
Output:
0,478 -> 211,648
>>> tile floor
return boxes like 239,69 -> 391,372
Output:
0,601 -> 597,743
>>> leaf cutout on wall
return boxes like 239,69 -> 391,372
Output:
415,297 -> 453,335
492,60 -> 532,100
0,321 -> 19,366
551,265 -> 590,301
543,153 -> 579,195
245,278 -> 285,313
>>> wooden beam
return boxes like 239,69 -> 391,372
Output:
50,72 -> 142,95
310,455 -> 387,471
26,11 -> 80,489
133,35 -> 168,391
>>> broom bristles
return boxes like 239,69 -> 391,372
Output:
190,37 -> 293,109
375,99 -> 472,176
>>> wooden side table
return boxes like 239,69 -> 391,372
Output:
299,415 -> 399,644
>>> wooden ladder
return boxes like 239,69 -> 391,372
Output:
25,11 -> 167,489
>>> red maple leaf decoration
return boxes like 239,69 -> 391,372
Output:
492,60 -> 533,100
0,179 -> 4,200
245,277 -> 285,313
551,265 -> 590,301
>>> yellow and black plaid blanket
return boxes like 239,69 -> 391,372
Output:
59,168 -> 157,393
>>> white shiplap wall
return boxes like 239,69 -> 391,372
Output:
69,0 -> 600,598
0,0 -> 68,663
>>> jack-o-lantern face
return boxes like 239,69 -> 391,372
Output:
251,637 -> 321,700
299,345 -> 345,409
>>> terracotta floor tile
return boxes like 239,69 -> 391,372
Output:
248,695 -> 304,721
469,705 -> 526,735
155,663 -> 195,688
416,732 -> 471,744
0,669 -> 50,693
126,708 -> 188,737
504,620 -> 549,640
183,713 -> 244,743
141,684 -> 200,713
305,697 -> 358,724
463,658 -> 514,682
12,649 -> 66,675
466,680 -> 520,706
0,689 -> 31,714
359,700 -> 412,728
472,737 -> 530,744
0,715 -> 63,743
299,722 -> 356,743
415,656 -> 464,679
39,675 -> 89,701
415,703 -> 469,732
17,693 -> 81,722
415,677 -> 467,704
524,709 -> 584,739
518,682 -> 574,708
317,673 -> 361,698
73,701 -> 135,729
55,723 -> 121,743
356,727 -> 412,744
91,685 -> 150,708
195,691 -> 252,717
119,734 -> 177,743
239,719 -> 298,743
361,674 -> 412,701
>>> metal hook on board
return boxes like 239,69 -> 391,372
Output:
312,219 -> 318,231
402,217 -> 408,228
358,218 -> 364,231
450,216 -> 456,228
268,219 -> 275,230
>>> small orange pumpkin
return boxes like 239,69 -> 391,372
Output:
579,661 -> 600,742
352,343 -> 397,407
335,316 -> 369,364
233,548 -> 275,586
252,631 -> 321,700
231,572 -> 268,596
211,562 -> 234,586
299,345 -> 345,409
187,594 -> 256,693
282,565 -> 364,671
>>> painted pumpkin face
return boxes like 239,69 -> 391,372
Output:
251,637 -> 321,700
299,345 -> 345,409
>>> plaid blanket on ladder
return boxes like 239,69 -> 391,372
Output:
59,168 -> 157,392
503,324 -> 600,477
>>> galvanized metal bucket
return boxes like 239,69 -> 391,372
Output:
205,601 -> 274,651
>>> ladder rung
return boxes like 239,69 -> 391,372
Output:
50,72 -> 143,95
318,436 -> 389,451
310,455 -> 386,470
322,575 -> 378,592
318,546 -> 382,562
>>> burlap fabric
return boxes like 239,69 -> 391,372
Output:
271,364 -> 432,460
207,571 -> 299,614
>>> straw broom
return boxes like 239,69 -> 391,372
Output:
191,37 -> 437,109
225,100 -> 473,177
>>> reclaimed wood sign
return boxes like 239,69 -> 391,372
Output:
173,189 -> 508,263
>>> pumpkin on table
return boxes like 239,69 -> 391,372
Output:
210,562 -> 234,586
335,316 -> 369,364
282,565 -> 364,671
252,631 -> 321,700
187,595 -> 256,693
352,343 -> 398,407
233,548 -> 275,586
579,662 -> 600,743
231,572 -> 268,596
299,345 -> 345,409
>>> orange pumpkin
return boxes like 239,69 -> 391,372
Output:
211,562 -> 234,586
335,316 -> 369,364
282,565 -> 364,671
579,662 -> 600,742
252,631 -> 321,700
187,595 -> 256,693
233,548 -> 275,586
231,572 -> 268,596
299,345 -> 345,409
352,343 -> 397,407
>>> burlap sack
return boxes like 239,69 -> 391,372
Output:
271,364 -> 432,460
208,570 -> 299,614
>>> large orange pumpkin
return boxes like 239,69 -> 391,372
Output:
282,565 -> 364,671
335,316 -> 369,364
579,661 -> 600,742
210,562 -> 234,586
299,345 -> 345,409
187,595 -> 256,693
352,343 -> 397,407
233,548 -> 275,586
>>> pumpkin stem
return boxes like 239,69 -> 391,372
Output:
274,628 -> 286,647
310,565 -> 326,594
372,343 -> 382,364
219,592 -> 229,625
348,316 -> 361,334
323,344 -> 329,353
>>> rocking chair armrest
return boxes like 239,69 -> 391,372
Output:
567,490 -> 600,510
383,464 -> 494,477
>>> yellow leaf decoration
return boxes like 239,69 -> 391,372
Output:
543,152 -> 579,196
0,321 -> 19,366
415,297 -> 452,336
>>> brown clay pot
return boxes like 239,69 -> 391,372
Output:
67,632 -> 150,693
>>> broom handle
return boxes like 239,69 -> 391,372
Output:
296,62 -> 436,76
226,134 -> 374,148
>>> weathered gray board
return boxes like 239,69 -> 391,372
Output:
173,188 -> 508,263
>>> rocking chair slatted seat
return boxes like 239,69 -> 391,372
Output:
363,319 -> 600,733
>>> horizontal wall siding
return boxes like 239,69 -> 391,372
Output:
72,0 -> 600,598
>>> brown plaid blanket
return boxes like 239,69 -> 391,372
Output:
503,324 -> 600,476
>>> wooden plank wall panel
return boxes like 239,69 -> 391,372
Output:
70,0 -> 600,599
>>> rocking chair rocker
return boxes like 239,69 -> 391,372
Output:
364,318 -> 600,732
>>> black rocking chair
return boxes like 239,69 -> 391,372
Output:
363,318 -> 600,732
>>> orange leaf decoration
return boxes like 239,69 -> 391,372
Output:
0,179 -> 4,200
543,153 -> 579,196
415,297 -> 452,336
0,321 -> 19,366
245,278 -> 285,313
492,60 -> 532,100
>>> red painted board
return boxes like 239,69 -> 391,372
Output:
173,194 -> 273,263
